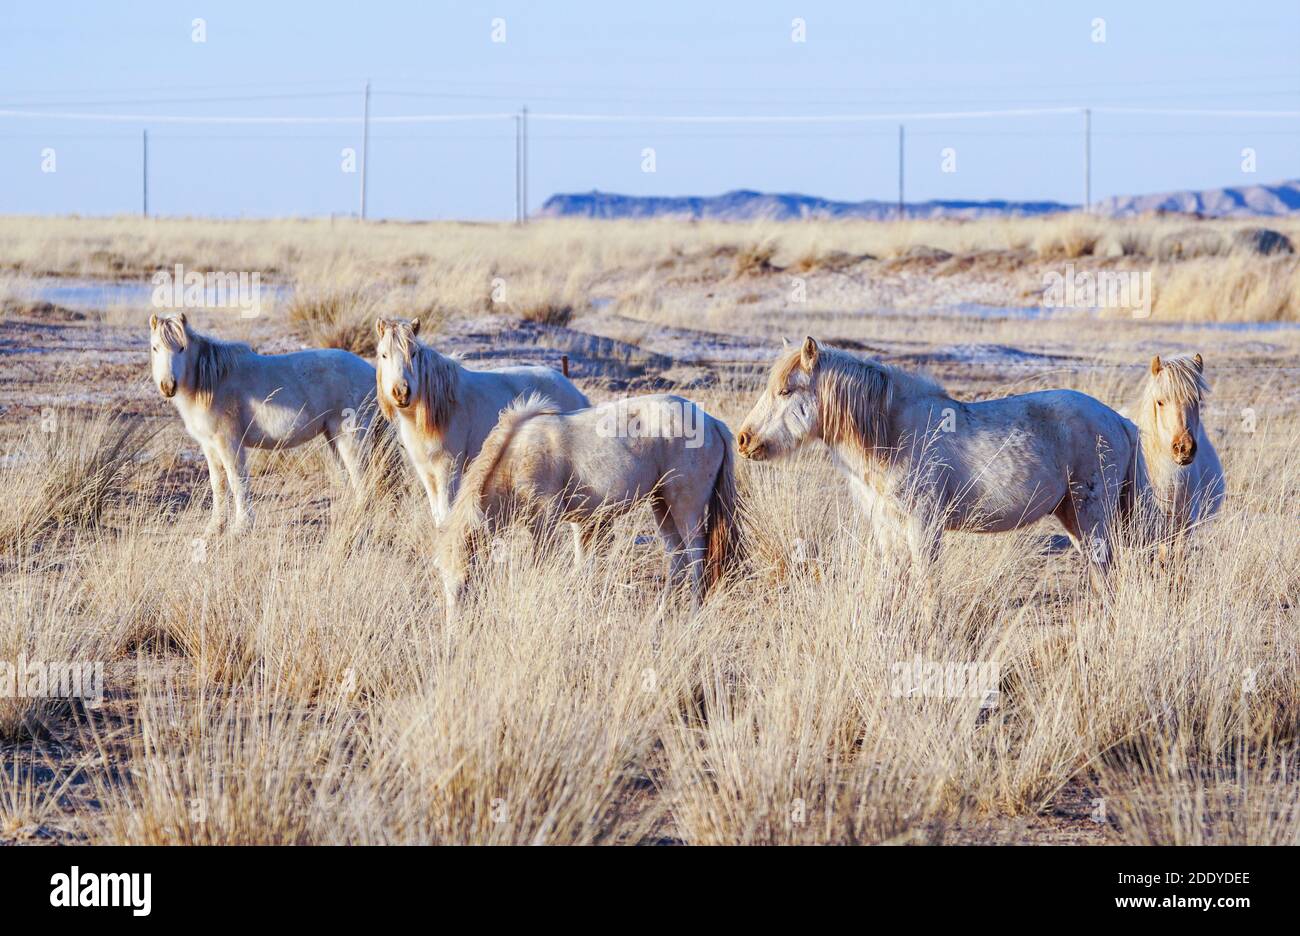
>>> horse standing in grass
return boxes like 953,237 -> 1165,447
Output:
736,337 -> 1148,576
437,393 -> 741,615
373,317 -> 589,526
149,312 -> 379,535
1137,354 -> 1224,551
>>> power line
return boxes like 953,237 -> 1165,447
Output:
3,105 -> 1294,125
0,91 -> 358,108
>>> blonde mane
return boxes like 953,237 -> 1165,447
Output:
157,317 -> 252,406
1138,355 -> 1210,451
377,324 -> 460,437
1141,355 -> 1209,412
774,344 -> 941,458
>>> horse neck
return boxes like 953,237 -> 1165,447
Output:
415,342 -> 461,388
816,358 -> 920,475
863,366 -> 951,463
180,332 -> 245,401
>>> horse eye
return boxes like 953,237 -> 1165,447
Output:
1157,400 -> 1164,407
380,353 -> 387,360
779,388 -> 793,397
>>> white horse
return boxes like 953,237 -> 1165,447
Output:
736,337 -> 1148,575
149,313 -> 379,534
373,317 -> 589,526
437,393 -> 742,615
1137,354 -> 1224,550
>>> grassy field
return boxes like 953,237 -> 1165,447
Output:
1,214 -> 1297,844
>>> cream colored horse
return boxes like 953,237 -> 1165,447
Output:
437,393 -> 742,615
374,317 -> 589,526
149,313 -> 379,534
736,337 -> 1148,575
1137,354 -> 1224,548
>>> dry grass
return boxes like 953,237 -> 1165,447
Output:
0,408 -> 153,551
0,356 -> 1295,843
2,213 -> 1298,322
1,214 -> 1298,845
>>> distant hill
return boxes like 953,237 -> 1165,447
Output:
1094,179 -> 1300,218
538,189 -> 1071,221
538,180 -> 1300,221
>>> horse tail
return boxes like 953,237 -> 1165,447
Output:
453,393 -> 558,521
703,420 -> 744,594
437,393 -> 560,579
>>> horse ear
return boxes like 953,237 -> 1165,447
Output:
1193,353 -> 1203,372
781,337 -> 791,350
1150,355 -> 1162,376
149,314 -> 158,330
374,318 -> 388,339
177,311 -> 188,330
801,336 -> 820,371
411,318 -> 421,337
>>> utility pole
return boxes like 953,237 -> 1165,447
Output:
897,124 -> 905,221
1082,107 -> 1091,214
521,106 -> 529,223
141,129 -> 149,218
514,114 -> 522,224
360,80 -> 371,220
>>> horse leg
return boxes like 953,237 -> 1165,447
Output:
200,443 -> 228,537
415,459 -> 453,528
651,494 -> 687,590
667,494 -> 709,609
330,422 -> 367,492
571,522 -> 610,567
679,526 -> 709,609
221,441 -> 254,534
433,461 -> 456,527
1072,492 -> 1114,586
1053,494 -> 1084,555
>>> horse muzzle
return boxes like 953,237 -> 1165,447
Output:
736,429 -> 766,461
1171,433 -> 1196,466
159,380 -> 176,398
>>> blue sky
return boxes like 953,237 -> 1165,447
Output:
1,1 -> 1297,219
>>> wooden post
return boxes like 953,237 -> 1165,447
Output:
897,124 -> 905,220
141,129 -> 149,217
1083,107 -> 1092,214
521,106 -> 529,223
515,114 -> 522,223
360,80 -> 371,219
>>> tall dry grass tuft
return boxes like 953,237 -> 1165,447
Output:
286,282 -> 386,355
1151,255 -> 1300,321
0,408 -> 153,552
0,548 -> 125,741
1098,738 -> 1300,845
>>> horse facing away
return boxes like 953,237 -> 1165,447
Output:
1137,354 -> 1224,549
437,393 -> 742,616
736,337 -> 1148,576
373,317 -> 589,527
149,313 -> 379,535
